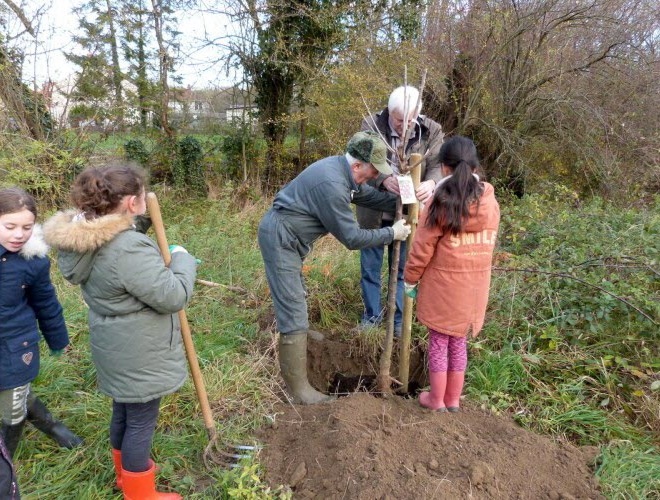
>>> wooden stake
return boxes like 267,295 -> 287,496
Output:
399,153 -> 422,393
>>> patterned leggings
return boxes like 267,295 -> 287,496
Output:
428,329 -> 468,373
0,384 -> 30,425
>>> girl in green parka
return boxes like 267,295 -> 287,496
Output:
43,164 -> 197,500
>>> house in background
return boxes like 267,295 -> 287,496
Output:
169,85 -> 256,130
225,104 -> 258,125
36,78 -> 256,132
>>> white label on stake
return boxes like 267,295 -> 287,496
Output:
397,175 -> 417,204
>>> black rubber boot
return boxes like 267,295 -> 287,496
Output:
0,420 -> 26,459
26,397 -> 83,449
279,331 -> 335,405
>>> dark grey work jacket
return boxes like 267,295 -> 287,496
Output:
269,154 -> 397,258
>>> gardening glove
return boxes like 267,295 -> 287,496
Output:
392,219 -> 412,241
404,282 -> 418,299
169,244 -> 202,264
169,244 -> 189,254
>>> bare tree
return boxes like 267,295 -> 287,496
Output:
150,0 -> 174,137
0,1 -> 52,140
205,0 -> 352,188
423,0 -> 660,195
106,0 -> 124,120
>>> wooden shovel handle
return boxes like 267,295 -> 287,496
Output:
146,192 -> 216,438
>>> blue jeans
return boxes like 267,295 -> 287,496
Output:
360,229 -> 406,329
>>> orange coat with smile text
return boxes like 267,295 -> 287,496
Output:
404,183 -> 500,337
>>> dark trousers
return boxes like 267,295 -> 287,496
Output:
258,210 -> 309,334
109,398 -> 161,472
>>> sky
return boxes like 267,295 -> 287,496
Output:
12,0 -> 239,90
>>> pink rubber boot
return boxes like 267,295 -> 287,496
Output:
444,371 -> 465,412
418,371 -> 448,412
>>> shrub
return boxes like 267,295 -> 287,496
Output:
173,135 -> 207,196
123,139 -> 150,166
0,138 -> 85,206
220,123 -> 262,182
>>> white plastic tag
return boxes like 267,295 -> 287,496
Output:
397,175 -> 417,205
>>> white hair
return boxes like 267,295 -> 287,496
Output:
388,86 -> 422,116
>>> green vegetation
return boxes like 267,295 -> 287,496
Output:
2,0 -> 656,494
13,187 -> 657,498
172,136 -> 207,196
470,192 -> 659,498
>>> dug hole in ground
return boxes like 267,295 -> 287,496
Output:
255,333 -> 603,499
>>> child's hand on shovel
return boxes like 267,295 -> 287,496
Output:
404,282 -> 418,299
169,244 -> 202,264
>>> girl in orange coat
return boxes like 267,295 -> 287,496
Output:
404,136 -> 500,412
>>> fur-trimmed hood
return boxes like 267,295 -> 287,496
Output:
43,209 -> 197,403
43,210 -> 136,285
43,210 -> 135,253
19,224 -> 49,260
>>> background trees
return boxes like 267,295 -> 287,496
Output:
64,0 -> 181,133
421,0 -> 660,196
0,0 -> 657,198
211,0 -> 659,195
217,0 -> 354,187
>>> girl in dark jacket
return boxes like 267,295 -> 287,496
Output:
44,164 -> 196,500
0,188 -> 71,459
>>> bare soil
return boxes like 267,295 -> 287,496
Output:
256,335 -> 604,499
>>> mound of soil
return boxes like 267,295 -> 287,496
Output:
256,336 -> 603,499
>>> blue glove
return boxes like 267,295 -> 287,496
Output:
404,282 -> 418,299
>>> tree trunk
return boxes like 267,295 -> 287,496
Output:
0,45 -> 50,140
377,198 -> 404,394
105,0 -> 124,126
150,0 -> 173,138
137,18 -> 149,130
398,153 -> 422,393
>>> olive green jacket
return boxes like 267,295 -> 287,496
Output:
43,211 -> 196,403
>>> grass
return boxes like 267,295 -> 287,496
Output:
12,187 -> 660,498
596,442 -> 660,499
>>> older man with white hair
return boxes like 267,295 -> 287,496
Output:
357,86 -> 444,335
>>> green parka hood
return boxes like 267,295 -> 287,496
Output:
42,209 -> 197,403
43,210 -> 135,285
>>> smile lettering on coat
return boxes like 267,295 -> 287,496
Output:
22,352 -> 34,365
450,229 -> 498,248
